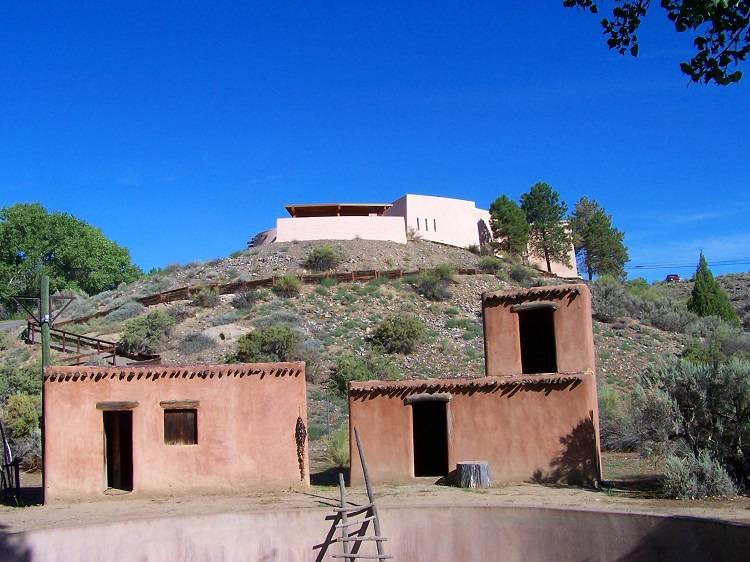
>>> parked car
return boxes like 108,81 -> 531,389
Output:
665,274 -> 682,282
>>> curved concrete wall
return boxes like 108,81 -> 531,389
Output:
3,505 -> 749,561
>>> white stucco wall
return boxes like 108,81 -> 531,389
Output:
386,194 -> 483,248
275,216 -> 407,244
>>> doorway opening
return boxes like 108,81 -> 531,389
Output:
412,401 -> 448,477
103,410 -> 133,491
518,308 -> 557,374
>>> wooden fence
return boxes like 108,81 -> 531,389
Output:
58,266 -> 480,326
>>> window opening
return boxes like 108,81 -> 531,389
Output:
518,308 -> 557,374
412,401 -> 448,477
103,410 -> 133,491
164,409 -> 198,445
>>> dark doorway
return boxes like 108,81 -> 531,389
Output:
412,401 -> 448,477
518,308 -> 557,374
103,410 -> 133,491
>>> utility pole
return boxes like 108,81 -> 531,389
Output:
41,275 -> 50,368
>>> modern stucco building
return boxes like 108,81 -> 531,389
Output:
251,194 -> 577,277
43,362 -> 309,502
348,283 -> 601,487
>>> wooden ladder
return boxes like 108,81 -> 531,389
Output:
318,427 -> 393,561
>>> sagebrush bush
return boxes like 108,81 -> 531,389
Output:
597,384 -> 639,450
509,264 -> 533,284
663,451 -> 737,499
445,318 -> 482,340
634,358 -> 750,484
12,427 -> 41,471
372,314 -> 425,354
272,274 -> 302,297
231,290 -> 261,310
211,310 -> 243,326
591,275 -> 630,322
433,263 -> 456,281
104,300 -> 145,323
305,245 -> 346,271
166,303 -> 193,322
254,310 -> 301,329
118,309 -> 175,355
232,325 -> 301,362
0,362 -> 42,401
191,287 -> 220,308
179,332 -> 216,355
682,315 -> 750,363
478,256 -> 504,273
323,425 -> 350,468
410,271 -> 451,301
328,351 -> 401,397
2,393 -> 41,440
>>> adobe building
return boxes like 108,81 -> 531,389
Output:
349,283 -> 601,487
43,362 -> 309,502
250,194 -> 578,278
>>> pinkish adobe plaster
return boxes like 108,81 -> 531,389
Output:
4,505 -> 750,561
43,362 -> 309,502
349,283 -> 601,487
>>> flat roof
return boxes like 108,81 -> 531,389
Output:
285,203 -> 392,218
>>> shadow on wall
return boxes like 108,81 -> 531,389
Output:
531,412 -> 599,487
0,525 -> 31,562
477,220 -> 492,246
616,516 -> 750,562
350,377 -> 582,403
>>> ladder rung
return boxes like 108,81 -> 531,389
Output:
336,536 -> 388,542
331,554 -> 393,560
336,515 -> 375,528
333,503 -> 374,513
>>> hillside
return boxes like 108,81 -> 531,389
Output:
659,272 -> 750,329
1,239 -> 697,448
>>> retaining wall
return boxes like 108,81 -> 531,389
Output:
1,505 -> 749,561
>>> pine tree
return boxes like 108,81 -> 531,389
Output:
488,195 -> 529,255
687,253 -> 738,324
569,197 -> 629,280
520,182 -> 571,273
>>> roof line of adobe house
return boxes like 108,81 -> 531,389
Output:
482,283 -> 586,303
348,372 -> 594,394
44,362 -> 305,382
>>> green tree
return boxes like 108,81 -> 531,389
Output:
569,197 -> 629,280
0,203 -> 142,301
520,182 -> 571,273
564,0 -> 750,86
488,195 -> 530,255
687,253 -> 739,324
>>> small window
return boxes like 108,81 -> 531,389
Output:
433,218 -> 437,231
416,218 -> 420,230
425,218 -> 429,231
164,409 -> 197,445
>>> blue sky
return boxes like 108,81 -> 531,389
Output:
1,1 -> 747,280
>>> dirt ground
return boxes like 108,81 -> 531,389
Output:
3,452 -> 750,533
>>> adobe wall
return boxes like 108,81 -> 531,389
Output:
5,505 -> 749,561
43,362 -> 309,502
274,216 -> 407,244
482,283 -> 596,376
349,374 -> 600,486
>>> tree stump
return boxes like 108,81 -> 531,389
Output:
456,461 -> 492,489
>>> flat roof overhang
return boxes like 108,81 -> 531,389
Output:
285,203 -> 392,218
